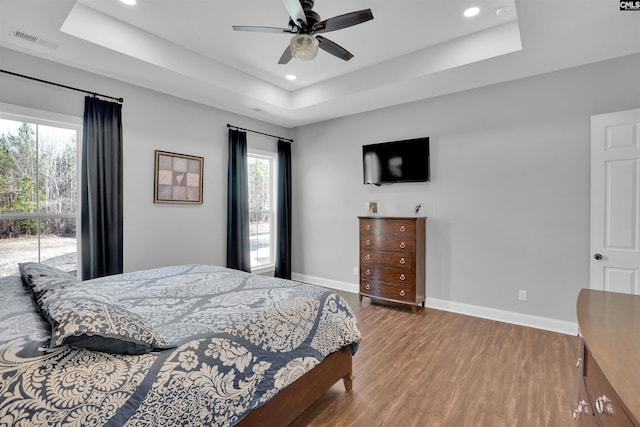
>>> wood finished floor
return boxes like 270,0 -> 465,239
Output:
290,292 -> 580,427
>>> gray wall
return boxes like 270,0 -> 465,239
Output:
0,47 -> 289,273
291,53 -> 640,323
3,45 -> 640,325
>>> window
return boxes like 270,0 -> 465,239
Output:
0,105 -> 81,277
248,150 -> 276,271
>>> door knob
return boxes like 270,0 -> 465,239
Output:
594,254 -> 603,260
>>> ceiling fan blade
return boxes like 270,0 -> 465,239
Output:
316,35 -> 353,61
232,25 -> 294,33
278,45 -> 293,64
313,9 -> 373,33
283,0 -> 306,26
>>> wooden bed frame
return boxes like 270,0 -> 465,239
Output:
236,345 -> 353,426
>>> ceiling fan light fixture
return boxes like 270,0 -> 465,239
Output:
290,34 -> 319,61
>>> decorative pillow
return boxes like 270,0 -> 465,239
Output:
25,269 -> 169,355
32,275 -> 76,299
19,262 -> 78,292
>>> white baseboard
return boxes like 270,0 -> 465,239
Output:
291,273 -> 579,336
426,298 -> 578,336
292,273 -> 358,294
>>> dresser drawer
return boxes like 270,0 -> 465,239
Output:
584,349 -> 634,427
359,280 -> 413,302
360,250 -> 413,269
361,266 -> 414,285
360,219 -> 416,236
360,235 -> 415,252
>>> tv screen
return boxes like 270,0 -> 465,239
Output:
363,137 -> 430,185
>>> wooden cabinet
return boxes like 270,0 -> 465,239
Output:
575,289 -> 640,426
358,216 -> 426,313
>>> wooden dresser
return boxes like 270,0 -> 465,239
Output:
574,289 -> 640,426
358,216 -> 426,313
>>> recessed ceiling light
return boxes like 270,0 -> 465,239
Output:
120,0 -> 136,5
495,5 -> 510,16
464,7 -> 480,17
286,74 -> 297,81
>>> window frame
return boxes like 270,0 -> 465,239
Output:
0,102 -> 82,274
247,148 -> 277,274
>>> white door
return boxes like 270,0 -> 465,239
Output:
590,108 -> 640,294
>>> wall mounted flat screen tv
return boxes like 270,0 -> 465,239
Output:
363,137 -> 430,185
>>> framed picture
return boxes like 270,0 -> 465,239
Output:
154,150 -> 204,204
366,200 -> 379,216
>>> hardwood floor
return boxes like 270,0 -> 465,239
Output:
290,292 -> 580,427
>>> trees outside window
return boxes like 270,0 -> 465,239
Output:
248,151 -> 276,270
0,111 -> 80,277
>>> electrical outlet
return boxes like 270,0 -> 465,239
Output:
353,266 -> 359,276
518,290 -> 527,301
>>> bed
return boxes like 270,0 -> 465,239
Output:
0,264 -> 361,426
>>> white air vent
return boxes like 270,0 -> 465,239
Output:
12,28 -> 38,43
11,27 -> 59,50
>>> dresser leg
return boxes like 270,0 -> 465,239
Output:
359,294 -> 363,302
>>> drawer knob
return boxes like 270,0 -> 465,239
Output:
365,254 -> 371,260
399,274 -> 406,281
399,290 -> 406,297
365,224 -> 371,230
399,257 -> 406,265
365,239 -> 371,246
595,395 -> 612,415
365,283 -> 371,290
399,242 -> 406,249
576,358 -> 581,368
400,225 -> 406,232
365,269 -> 371,275
573,400 -> 588,419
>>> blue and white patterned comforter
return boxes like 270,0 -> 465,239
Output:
0,265 -> 361,426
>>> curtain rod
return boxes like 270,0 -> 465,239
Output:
0,69 -> 124,103
227,123 -> 293,143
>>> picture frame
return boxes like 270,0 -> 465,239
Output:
366,200 -> 379,216
154,150 -> 204,204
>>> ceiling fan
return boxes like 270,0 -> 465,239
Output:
232,0 -> 374,64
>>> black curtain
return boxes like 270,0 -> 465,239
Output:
275,140 -> 292,279
81,96 -> 123,280
226,129 -> 251,272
